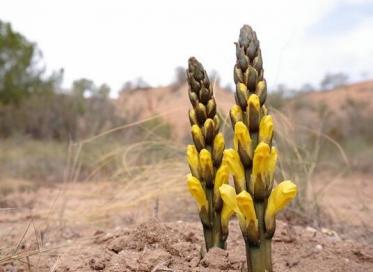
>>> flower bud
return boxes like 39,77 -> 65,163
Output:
256,80 -> 267,106
237,190 -> 258,241
186,145 -> 200,179
187,174 -> 208,211
188,109 -> 198,126
199,87 -> 210,104
195,103 -> 207,125
219,184 -> 245,235
236,43 -> 249,71
253,51 -> 263,72
206,98 -> 217,119
187,75 -> 201,93
236,83 -> 248,109
259,115 -> 273,144
230,105 -> 243,126
212,133 -> 224,166
234,121 -> 252,166
233,64 -> 244,84
199,149 -> 214,187
223,149 -> 246,193
250,143 -> 278,199
213,115 -> 221,135
203,118 -> 215,145
188,89 -> 199,107
236,190 -> 257,226
191,125 -> 205,151
247,94 -> 260,132
245,66 -> 258,92
213,164 -> 229,211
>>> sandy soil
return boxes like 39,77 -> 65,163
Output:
0,171 -> 373,271
1,220 -> 373,271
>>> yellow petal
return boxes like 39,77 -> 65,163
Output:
219,184 -> 240,213
212,132 -> 225,165
234,121 -> 252,153
223,149 -> 246,192
259,115 -> 273,144
252,142 -> 271,179
251,142 -> 279,198
186,145 -> 200,178
268,147 -> 278,179
266,180 -> 297,219
221,203 -> 235,233
199,149 -> 214,183
214,164 -> 229,201
187,174 -> 208,211
236,190 -> 257,226
219,184 -> 245,227
230,105 -> 243,125
191,124 -> 205,150
248,94 -> 260,111
238,82 -> 247,93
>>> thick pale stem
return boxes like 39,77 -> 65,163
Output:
245,201 -> 272,272
203,187 -> 226,250
265,238 -> 272,271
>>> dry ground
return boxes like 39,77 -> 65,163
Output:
0,171 -> 372,271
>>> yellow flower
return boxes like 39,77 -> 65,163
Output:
199,149 -> 214,185
236,83 -> 249,108
265,180 -> 297,231
250,143 -> 278,198
223,149 -> 246,192
234,121 -> 252,157
236,190 -> 257,229
219,185 -> 258,238
188,109 -> 198,126
259,115 -> 273,144
219,184 -> 245,233
191,124 -> 205,151
214,164 -> 229,206
187,174 -> 208,211
248,94 -> 260,112
203,118 -> 215,145
247,94 -> 261,132
186,145 -> 200,178
212,132 -> 225,166
230,105 -> 243,125
221,204 -> 235,235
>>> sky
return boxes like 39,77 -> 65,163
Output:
1,0 -> 373,94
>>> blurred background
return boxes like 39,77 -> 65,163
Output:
0,0 -> 372,269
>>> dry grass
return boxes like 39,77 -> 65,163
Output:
273,106 -> 350,226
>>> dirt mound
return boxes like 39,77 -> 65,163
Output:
8,220 -> 366,272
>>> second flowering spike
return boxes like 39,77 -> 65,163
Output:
185,57 -> 232,251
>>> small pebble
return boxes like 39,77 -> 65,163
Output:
315,244 -> 323,251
